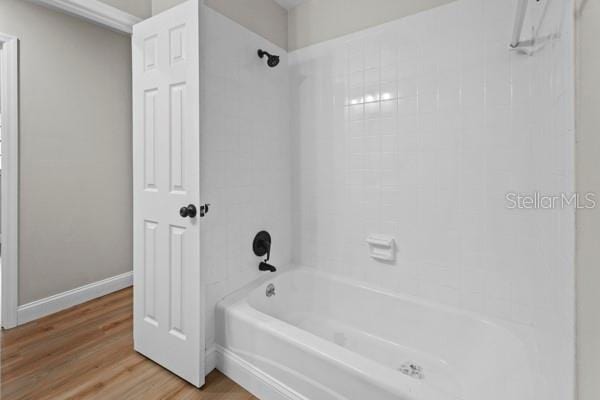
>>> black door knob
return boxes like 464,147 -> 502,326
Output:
179,204 -> 197,218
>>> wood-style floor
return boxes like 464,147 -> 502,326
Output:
0,287 -> 257,400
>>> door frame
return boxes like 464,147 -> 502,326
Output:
0,32 -> 20,329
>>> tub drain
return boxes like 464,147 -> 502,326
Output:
398,362 -> 425,380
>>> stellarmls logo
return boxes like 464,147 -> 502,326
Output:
505,192 -> 597,209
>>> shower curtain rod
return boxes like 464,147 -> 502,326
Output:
510,0 -> 529,48
511,0 -> 557,51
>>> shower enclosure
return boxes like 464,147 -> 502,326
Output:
132,0 -> 575,398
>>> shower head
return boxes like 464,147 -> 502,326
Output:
258,49 -> 280,68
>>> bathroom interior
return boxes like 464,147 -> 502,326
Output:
1,0 -> 599,399
170,0 -> 574,398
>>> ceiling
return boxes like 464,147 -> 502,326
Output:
273,0 -> 305,10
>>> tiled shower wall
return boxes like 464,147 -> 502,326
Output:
199,6 -> 292,354
290,0 -> 574,398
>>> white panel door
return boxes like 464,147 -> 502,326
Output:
132,0 -> 204,387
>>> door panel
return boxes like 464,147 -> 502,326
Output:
132,0 -> 203,387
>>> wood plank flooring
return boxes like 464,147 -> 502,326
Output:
0,287 -> 257,400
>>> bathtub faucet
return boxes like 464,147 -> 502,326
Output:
259,261 -> 277,273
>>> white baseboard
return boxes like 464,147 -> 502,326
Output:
215,345 -> 307,400
17,271 -> 133,325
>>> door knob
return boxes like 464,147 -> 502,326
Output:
179,204 -> 197,218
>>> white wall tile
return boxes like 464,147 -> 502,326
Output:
200,6 -> 292,352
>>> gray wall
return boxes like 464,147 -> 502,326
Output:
576,0 -> 600,399
0,0 -> 133,305
99,0 -> 152,19
288,0 -> 457,50
152,0 -> 288,49
153,0 -> 457,51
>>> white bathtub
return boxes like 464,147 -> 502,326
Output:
216,267 -> 534,400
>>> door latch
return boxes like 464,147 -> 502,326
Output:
200,204 -> 210,217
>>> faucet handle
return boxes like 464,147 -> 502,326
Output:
253,231 -> 272,261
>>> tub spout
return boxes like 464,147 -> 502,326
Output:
259,261 -> 277,272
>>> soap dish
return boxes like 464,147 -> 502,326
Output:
366,234 -> 396,262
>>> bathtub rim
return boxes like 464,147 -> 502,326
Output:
219,265 -> 537,346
